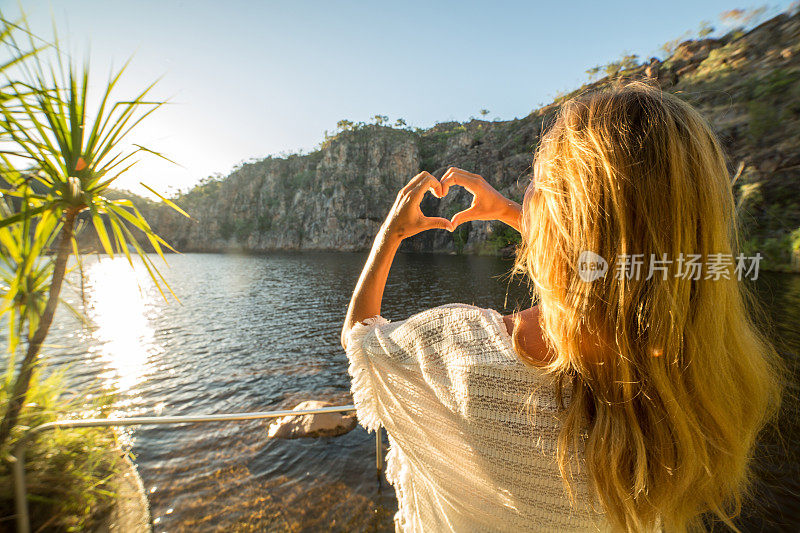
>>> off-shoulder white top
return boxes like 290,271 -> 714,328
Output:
344,303 -> 610,532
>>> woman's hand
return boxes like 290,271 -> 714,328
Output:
381,171 -> 454,241
440,167 -> 522,231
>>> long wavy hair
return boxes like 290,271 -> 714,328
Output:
512,81 -> 785,532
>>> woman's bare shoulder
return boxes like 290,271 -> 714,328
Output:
500,306 -> 555,367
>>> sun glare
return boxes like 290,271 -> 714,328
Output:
85,257 -> 160,392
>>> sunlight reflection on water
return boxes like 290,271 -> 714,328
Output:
83,257 -> 162,394
36,253 -> 798,531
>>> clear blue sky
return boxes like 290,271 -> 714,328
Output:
1,1 -> 795,197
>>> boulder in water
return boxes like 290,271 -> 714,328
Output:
267,400 -> 357,439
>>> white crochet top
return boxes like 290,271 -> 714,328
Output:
344,303 -> 611,532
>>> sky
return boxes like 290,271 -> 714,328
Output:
0,0 -> 795,198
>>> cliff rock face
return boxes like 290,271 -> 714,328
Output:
144,10 -> 800,268
147,121 -> 538,255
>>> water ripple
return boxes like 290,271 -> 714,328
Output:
11,252 -> 799,531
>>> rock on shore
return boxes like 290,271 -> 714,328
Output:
267,401 -> 357,439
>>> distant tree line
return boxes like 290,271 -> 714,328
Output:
584,5 -> 783,82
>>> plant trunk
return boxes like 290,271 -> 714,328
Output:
0,209 -> 77,449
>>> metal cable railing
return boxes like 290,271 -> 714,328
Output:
10,404 -> 381,533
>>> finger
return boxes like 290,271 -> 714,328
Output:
443,166 -> 483,181
402,171 -> 435,195
441,168 -> 477,197
450,206 -> 480,228
446,166 -> 481,179
411,173 -> 443,201
423,216 -> 454,232
440,171 -> 461,197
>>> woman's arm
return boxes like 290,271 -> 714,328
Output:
340,227 -> 401,350
341,171 -> 453,350
341,167 -> 522,349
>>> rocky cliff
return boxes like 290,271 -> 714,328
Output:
139,9 -> 800,269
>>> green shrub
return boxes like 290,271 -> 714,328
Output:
219,218 -> 234,240
257,213 -> 273,232
452,226 -> 468,254
749,68 -> 800,100
792,228 -> 800,252
488,224 -> 522,250
742,232 -> 796,271
747,101 -> 780,143
234,219 -> 255,243
294,170 -> 315,188
761,234 -> 793,268
0,368 -> 124,531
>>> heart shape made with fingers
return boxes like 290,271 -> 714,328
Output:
439,167 -> 494,229
439,185 -> 474,229
392,167 -> 508,239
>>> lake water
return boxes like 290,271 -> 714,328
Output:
34,253 -> 800,531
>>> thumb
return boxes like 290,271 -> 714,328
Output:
450,208 -> 477,229
426,216 -> 455,232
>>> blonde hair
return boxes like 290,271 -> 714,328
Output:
513,81 -> 785,532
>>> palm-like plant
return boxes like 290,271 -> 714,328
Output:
0,23 -> 187,448
0,178 -> 57,360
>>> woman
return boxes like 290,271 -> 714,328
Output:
341,82 -> 784,532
